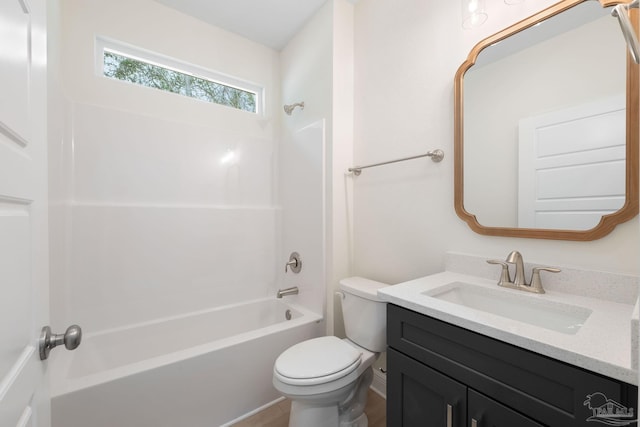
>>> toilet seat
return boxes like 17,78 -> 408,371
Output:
274,336 -> 362,386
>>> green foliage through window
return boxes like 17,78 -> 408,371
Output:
103,51 -> 257,113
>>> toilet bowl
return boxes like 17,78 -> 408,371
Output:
272,277 -> 388,427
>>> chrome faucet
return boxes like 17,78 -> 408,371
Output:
277,286 -> 299,298
487,251 -> 560,294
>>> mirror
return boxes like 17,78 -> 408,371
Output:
454,0 -> 638,240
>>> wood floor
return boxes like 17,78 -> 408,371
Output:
232,389 -> 386,427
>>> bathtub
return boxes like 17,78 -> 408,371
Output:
50,298 -> 323,427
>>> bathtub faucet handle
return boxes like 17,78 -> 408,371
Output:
285,252 -> 302,274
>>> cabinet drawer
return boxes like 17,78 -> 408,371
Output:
388,304 -> 637,426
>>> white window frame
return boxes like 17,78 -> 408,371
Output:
95,36 -> 264,114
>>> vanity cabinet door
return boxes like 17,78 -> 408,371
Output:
468,389 -> 544,427
388,348 -> 467,427
388,304 -> 637,426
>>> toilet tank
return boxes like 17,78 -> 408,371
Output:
339,277 -> 389,352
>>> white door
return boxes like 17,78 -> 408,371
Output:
518,95 -> 626,230
0,1 -> 51,426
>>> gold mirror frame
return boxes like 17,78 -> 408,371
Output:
454,0 -> 639,241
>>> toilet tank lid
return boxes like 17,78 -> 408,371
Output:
339,277 -> 389,301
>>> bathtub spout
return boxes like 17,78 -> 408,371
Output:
277,287 -> 299,298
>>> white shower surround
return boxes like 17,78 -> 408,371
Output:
50,98 -> 327,423
48,0 -> 334,424
55,102 -> 286,332
50,0 -> 290,334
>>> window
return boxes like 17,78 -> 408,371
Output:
97,38 -> 262,113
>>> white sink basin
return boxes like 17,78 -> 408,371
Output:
423,282 -> 592,335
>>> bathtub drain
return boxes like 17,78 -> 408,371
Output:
285,309 -> 292,320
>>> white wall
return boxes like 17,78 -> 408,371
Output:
352,0 -> 639,290
280,2 -> 333,319
49,0 -> 282,333
330,0 -> 356,338
280,0 -> 355,334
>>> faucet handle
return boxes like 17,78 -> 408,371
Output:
529,266 -> 561,294
487,259 -> 512,286
285,252 -> 302,273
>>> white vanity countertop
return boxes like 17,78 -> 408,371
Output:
379,271 -> 638,385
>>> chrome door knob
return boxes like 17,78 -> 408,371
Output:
39,325 -> 82,360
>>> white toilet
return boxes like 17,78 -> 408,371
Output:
272,277 -> 388,427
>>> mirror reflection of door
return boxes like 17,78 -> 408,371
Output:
517,95 -> 626,230
463,1 -> 626,230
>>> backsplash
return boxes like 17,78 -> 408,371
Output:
445,252 -> 639,305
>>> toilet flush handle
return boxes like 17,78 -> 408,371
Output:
335,291 -> 345,300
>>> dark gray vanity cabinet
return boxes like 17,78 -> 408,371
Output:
388,347 -> 467,426
387,304 -> 638,427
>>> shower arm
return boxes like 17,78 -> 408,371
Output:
284,102 -> 305,115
